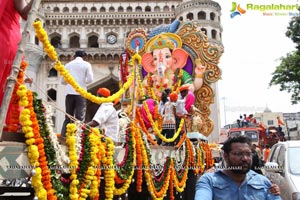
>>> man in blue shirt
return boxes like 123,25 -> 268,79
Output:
195,135 -> 281,200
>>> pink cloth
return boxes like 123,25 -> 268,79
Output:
0,0 -> 22,129
140,99 -> 156,129
0,0 -> 21,106
185,91 -> 195,113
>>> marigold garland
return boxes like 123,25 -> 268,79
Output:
33,20 -> 133,105
17,85 -> 47,200
66,123 -> 79,200
169,161 -> 175,200
7,59 -> 28,132
133,124 -> 143,192
173,140 -> 189,193
101,137 -> 115,200
138,129 -> 171,199
114,125 -> 136,196
135,107 -> 158,145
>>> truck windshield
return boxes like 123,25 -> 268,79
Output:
245,131 -> 258,142
230,131 -> 241,137
229,131 -> 258,142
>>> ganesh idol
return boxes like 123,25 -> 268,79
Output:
141,32 -> 206,98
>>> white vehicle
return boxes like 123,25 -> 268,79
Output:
264,141 -> 300,200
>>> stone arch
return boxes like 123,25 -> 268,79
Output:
48,68 -> 58,77
154,6 -> 160,12
45,20 -> 50,26
187,12 -> 194,20
83,19 -> 89,26
87,54 -> 93,60
49,32 -> 62,48
210,12 -> 216,21
47,88 -> 57,101
171,5 -> 176,11
136,6 -> 142,12
82,7 -> 88,12
113,54 -> 120,61
94,54 -> 100,60
211,29 -> 217,39
118,6 -> 124,12
100,7 -> 106,12
109,6 -> 115,12
198,11 -> 206,20
163,5 -> 169,12
103,19 -> 108,25
127,6 -> 132,12
58,20 -> 63,26
69,33 -> 80,48
72,7 -> 78,13
107,54 -> 113,60
145,6 -> 151,12
63,7 -> 69,13
91,6 -> 97,12
35,36 -> 39,45
87,33 -> 99,48
53,7 -> 59,13
100,54 -> 106,60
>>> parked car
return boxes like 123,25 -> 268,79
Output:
264,141 -> 300,200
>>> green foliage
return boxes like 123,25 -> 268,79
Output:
286,15 -> 300,51
270,14 -> 300,104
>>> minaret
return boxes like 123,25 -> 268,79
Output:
175,0 -> 224,143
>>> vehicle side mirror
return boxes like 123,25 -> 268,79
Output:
264,162 -> 284,174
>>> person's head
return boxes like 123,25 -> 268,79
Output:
222,136 -> 252,174
97,88 -> 110,97
75,50 -> 87,58
266,144 -> 270,149
179,85 -> 189,97
169,91 -> 178,102
161,89 -> 171,103
252,144 -> 258,151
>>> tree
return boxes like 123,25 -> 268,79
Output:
269,15 -> 300,104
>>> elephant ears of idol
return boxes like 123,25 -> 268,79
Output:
172,48 -> 189,71
141,53 -> 156,73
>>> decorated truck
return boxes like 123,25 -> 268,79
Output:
228,122 -> 281,148
0,1 -> 223,199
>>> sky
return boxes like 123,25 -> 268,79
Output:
214,0 -> 300,126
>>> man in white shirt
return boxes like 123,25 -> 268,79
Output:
86,88 -> 120,143
61,50 -> 93,137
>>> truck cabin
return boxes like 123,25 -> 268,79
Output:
228,123 -> 260,146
